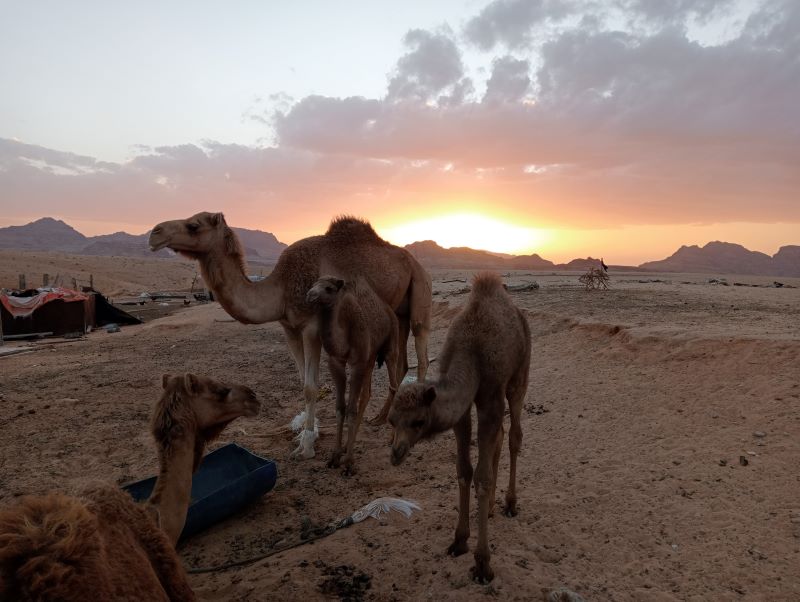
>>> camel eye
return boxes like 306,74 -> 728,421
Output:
218,387 -> 231,398
325,286 -> 334,293
411,419 -> 424,429
187,222 -> 200,233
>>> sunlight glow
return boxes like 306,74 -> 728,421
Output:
380,213 -> 551,255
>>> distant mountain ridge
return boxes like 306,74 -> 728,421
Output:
0,217 -> 288,260
639,241 -> 800,277
0,218 -> 797,276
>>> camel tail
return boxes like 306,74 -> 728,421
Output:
0,493 -> 105,600
471,271 -> 504,297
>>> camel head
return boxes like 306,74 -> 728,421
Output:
148,212 -> 238,260
306,276 -> 345,307
152,373 -> 260,471
388,382 -> 437,466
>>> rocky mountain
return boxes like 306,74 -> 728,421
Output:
1,218 -> 796,276
404,240 -> 509,268
0,218 -> 287,260
638,241 -> 792,276
231,227 -> 287,260
405,240 -> 566,270
81,232 -> 171,258
0,218 -> 88,252
772,246 -> 800,277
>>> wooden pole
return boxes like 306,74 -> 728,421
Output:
19,274 -> 26,289
43,273 -> 49,287
89,274 -> 94,290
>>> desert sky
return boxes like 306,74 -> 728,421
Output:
1,0 -> 798,264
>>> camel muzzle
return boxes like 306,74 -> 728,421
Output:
390,443 -> 409,466
148,225 -> 169,252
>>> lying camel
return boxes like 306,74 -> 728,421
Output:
148,213 -> 432,459
388,272 -> 531,583
0,373 -> 259,601
306,276 -> 399,475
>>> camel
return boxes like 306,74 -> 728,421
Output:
388,272 -> 531,584
148,212 -> 432,459
306,275 -> 399,475
0,373 -> 260,601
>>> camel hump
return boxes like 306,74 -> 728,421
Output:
0,493 -> 101,592
471,271 -> 504,297
326,215 -> 387,245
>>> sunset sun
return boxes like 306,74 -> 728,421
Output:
380,213 -> 551,255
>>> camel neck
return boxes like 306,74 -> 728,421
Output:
317,302 -> 346,355
148,436 -> 196,547
199,248 -> 285,324
428,353 -> 479,434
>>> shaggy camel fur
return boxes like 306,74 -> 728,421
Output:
388,273 -> 531,584
0,373 -> 259,601
149,212 -> 432,459
306,276 -> 399,474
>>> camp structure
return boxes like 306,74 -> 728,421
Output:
0,286 -> 141,339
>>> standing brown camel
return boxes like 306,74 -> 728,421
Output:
306,275 -> 399,475
0,373 -> 259,601
149,212 -> 432,459
388,272 -> 531,584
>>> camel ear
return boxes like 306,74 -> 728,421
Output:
161,374 -> 172,389
422,385 -> 437,405
334,278 -> 344,290
184,373 -> 199,394
210,212 -> 225,227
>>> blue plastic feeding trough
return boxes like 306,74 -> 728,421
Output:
123,443 -> 278,540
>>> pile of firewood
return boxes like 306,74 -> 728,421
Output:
578,267 -> 610,290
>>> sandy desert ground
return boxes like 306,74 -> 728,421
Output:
2,259 -> 800,601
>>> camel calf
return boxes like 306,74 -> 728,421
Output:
307,275 -> 399,475
0,373 -> 260,601
388,272 -> 531,583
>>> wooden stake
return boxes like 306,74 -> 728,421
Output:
19,274 -> 26,289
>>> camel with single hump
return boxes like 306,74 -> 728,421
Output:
0,373 -> 260,601
148,212 -> 431,459
388,272 -> 531,584
306,275 -> 400,474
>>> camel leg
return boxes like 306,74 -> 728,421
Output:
488,422 -> 504,518
411,324 -> 430,381
342,361 -> 373,475
447,410 -> 473,557
290,326 -> 321,460
282,325 -> 305,381
327,357 -> 347,468
504,370 -> 526,517
396,316 -> 411,383
369,326 -> 400,426
471,402 -> 502,584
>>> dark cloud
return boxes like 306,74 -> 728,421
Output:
464,0 -> 576,50
386,29 -> 473,105
483,56 -> 531,104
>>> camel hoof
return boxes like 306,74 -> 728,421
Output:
341,463 -> 357,477
469,561 -> 494,584
290,445 -> 315,460
327,452 -> 342,468
447,540 -> 469,557
502,503 -> 518,518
